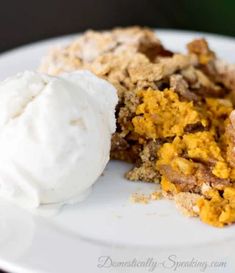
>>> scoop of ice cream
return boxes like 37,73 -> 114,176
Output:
0,70 -> 117,209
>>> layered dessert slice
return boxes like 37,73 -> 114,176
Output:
40,27 -> 235,227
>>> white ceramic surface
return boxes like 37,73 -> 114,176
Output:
0,30 -> 235,273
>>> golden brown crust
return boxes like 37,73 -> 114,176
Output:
40,26 -> 162,74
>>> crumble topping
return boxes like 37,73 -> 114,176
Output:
40,26 -> 235,227
174,192 -> 200,217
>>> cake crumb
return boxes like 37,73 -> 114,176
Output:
174,192 -> 200,217
130,193 -> 150,204
130,190 -> 162,204
150,191 -> 162,200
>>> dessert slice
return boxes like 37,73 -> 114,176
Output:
40,27 -> 235,227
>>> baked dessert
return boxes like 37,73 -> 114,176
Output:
40,27 -> 235,227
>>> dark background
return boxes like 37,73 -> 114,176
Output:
0,0 -> 235,53
0,0 -> 235,272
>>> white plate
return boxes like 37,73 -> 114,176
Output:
0,30 -> 235,273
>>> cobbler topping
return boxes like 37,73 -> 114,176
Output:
40,27 -> 235,227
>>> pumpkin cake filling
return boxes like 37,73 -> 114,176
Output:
40,26 -> 235,227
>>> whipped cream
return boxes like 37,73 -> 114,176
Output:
0,70 -> 117,209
